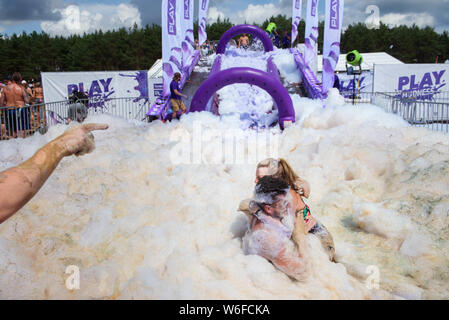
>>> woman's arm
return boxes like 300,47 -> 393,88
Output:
0,123 -> 108,224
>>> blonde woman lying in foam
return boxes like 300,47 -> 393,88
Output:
239,158 -> 335,262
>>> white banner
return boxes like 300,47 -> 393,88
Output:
373,64 -> 449,100
41,71 -> 149,103
291,0 -> 303,46
182,0 -> 195,69
338,72 -> 373,97
162,0 -> 183,97
198,0 -> 210,46
322,0 -> 344,95
304,0 -> 319,75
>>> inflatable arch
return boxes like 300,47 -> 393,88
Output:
189,67 -> 296,129
216,24 -> 274,54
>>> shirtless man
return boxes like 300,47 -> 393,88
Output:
0,73 -> 31,137
242,176 -> 309,281
0,123 -> 109,224
238,33 -> 250,49
31,82 -> 46,129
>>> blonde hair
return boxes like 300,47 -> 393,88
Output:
257,158 -> 300,192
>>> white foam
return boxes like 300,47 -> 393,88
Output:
1,50 -> 449,300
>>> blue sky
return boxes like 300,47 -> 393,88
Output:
1,0 -> 448,36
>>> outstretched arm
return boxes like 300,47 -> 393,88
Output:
0,123 -> 108,224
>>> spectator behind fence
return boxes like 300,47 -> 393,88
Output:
0,123 -> 109,224
0,82 -> 5,138
22,80 -> 33,100
0,72 -> 31,138
32,82 -> 44,104
68,90 -> 88,124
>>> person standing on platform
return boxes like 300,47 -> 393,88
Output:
170,73 -> 187,120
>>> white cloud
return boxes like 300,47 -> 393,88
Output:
0,26 -> 4,33
208,7 -> 226,23
231,3 -> 288,25
381,12 -> 435,28
41,3 -> 141,36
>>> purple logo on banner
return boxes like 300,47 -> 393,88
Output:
202,0 -> 207,10
311,0 -> 318,17
330,0 -> 340,29
295,0 -> 301,9
184,0 -> 190,19
168,0 -> 177,35
397,70 -> 447,100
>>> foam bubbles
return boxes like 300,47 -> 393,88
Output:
1,52 -> 449,300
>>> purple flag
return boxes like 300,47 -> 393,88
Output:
291,0 -> 303,46
198,0 -> 210,46
305,0 -> 319,75
322,0 -> 344,95
162,0 -> 183,97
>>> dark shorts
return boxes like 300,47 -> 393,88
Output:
3,107 -> 31,134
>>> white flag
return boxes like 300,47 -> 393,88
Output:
305,0 -> 320,75
181,0 -> 195,69
322,0 -> 344,95
162,0 -> 183,97
291,0 -> 303,46
198,0 -> 210,46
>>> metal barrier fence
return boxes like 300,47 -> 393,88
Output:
343,91 -> 449,134
2,92 -> 448,141
1,97 -> 149,140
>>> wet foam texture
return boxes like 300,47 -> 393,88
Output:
1,48 -> 449,300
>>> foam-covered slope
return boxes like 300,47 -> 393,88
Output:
0,49 -> 448,300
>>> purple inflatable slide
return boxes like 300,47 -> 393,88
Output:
189,24 -> 296,129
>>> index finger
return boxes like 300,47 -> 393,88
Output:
82,123 -> 109,132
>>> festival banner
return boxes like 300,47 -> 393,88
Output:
304,0 -> 319,75
181,0 -> 195,69
198,0 -> 210,46
291,0 -> 303,46
373,64 -> 449,101
338,72 -> 374,98
322,0 -> 344,95
41,71 -> 149,103
162,0 -> 183,97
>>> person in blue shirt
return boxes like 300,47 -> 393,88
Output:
170,72 -> 187,120
282,31 -> 291,49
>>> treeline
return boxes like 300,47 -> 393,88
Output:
1,16 -> 448,81
0,24 -> 162,81
258,15 -> 449,64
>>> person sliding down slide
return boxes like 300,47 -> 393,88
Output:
0,123 -> 109,224
242,176 -> 310,281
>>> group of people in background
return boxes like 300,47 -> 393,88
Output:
234,23 -> 292,50
0,72 -> 45,139
265,22 -> 292,49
